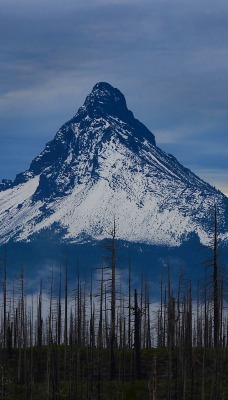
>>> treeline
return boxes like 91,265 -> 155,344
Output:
0,219 -> 227,399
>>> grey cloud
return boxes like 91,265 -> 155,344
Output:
0,0 -> 228,193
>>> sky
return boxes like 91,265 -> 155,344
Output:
0,0 -> 227,196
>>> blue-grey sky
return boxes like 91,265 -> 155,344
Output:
1,0 -> 227,195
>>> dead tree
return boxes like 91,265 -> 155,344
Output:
109,219 -> 116,380
133,289 -> 141,380
213,206 -> 220,347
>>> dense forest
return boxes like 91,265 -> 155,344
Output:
0,216 -> 227,399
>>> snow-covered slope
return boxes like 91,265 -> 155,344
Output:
0,82 -> 227,246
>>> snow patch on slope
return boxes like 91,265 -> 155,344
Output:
0,176 -> 40,242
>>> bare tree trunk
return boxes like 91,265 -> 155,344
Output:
110,219 -> 116,380
64,260 -> 68,347
134,289 -> 141,380
128,257 -> 131,349
213,206 -> 220,347
98,265 -> 104,349
37,280 -> 43,348
17,269 -> 25,384
3,245 -> 6,350
29,295 -> 34,399
46,269 -> 54,399
57,268 -> 62,346
64,259 -> 68,390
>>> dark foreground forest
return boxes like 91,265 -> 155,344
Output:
0,220 -> 227,400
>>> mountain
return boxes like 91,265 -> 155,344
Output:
0,82 -> 228,252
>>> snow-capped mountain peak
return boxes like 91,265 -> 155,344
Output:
0,82 -> 227,246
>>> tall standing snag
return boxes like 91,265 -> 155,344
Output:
110,219 -> 116,380
213,206 -> 220,347
133,289 -> 141,380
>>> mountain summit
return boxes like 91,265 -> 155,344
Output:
81,82 -> 156,142
0,82 -> 227,246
